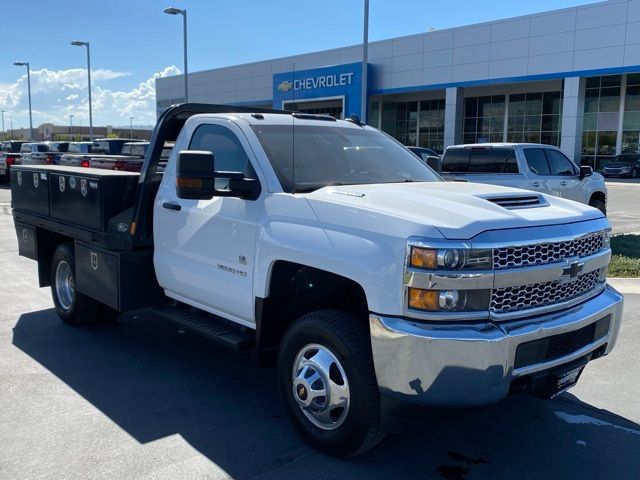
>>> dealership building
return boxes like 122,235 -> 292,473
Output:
156,0 -> 640,169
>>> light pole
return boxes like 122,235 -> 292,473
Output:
1,110 -> 5,140
13,61 -> 33,140
71,41 -> 93,140
69,114 -> 74,138
10,117 -> 13,139
130,116 -> 135,139
164,7 -> 188,102
361,0 -> 369,123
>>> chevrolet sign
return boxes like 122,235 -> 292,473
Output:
293,72 -> 354,91
277,81 -> 293,92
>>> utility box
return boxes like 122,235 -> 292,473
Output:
11,165 -> 138,232
10,167 -> 51,217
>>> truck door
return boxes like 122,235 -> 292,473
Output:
544,148 -> 584,203
523,147 -> 558,196
154,121 -> 261,324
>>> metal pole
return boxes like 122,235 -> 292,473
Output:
10,117 -> 13,139
26,64 -> 33,140
183,11 -> 188,102
361,0 -> 369,122
130,116 -> 134,139
1,111 -> 4,139
70,114 -> 73,138
86,44 -> 93,140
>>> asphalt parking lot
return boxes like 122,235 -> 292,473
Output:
1,182 -> 639,480
605,179 -> 640,234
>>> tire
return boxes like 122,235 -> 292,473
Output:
589,198 -> 607,216
277,310 -> 384,457
50,243 -> 99,325
631,168 -> 638,179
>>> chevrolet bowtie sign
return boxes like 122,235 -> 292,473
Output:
277,73 -> 355,92
272,62 -> 363,118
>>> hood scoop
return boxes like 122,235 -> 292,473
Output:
480,193 -> 548,210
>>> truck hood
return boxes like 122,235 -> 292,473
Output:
303,181 -> 603,239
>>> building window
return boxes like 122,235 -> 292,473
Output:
418,99 -> 445,153
463,95 -> 505,144
394,101 -> 418,146
369,101 -> 380,129
581,75 -> 621,169
378,99 -> 445,152
621,73 -> 640,154
507,91 -> 562,146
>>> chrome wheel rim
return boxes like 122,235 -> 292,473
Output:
291,343 -> 350,430
55,260 -> 74,310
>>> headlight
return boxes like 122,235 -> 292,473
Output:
408,287 -> 490,312
410,247 -> 492,270
602,230 -> 611,249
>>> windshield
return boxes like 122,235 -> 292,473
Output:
250,124 -> 440,192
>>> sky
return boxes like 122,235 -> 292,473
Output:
0,0 -> 599,130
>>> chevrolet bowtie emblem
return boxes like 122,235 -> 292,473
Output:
561,258 -> 584,283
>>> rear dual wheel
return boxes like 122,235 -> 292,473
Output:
51,243 -> 102,325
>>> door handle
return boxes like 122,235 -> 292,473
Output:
162,201 -> 182,211
560,181 -> 568,186
531,182 -> 541,187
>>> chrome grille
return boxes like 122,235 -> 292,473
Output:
494,231 -> 606,269
490,269 -> 603,314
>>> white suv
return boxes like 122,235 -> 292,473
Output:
441,143 -> 607,214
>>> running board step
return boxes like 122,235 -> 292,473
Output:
150,305 -> 254,352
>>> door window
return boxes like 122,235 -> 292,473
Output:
188,124 -> 256,190
545,149 -> 577,176
524,148 -> 551,175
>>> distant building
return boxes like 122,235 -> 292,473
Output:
157,0 -> 640,169
1,123 -> 152,142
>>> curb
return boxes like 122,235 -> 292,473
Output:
607,277 -> 640,294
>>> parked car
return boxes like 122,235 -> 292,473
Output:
0,140 -> 26,182
59,139 -> 140,167
601,153 -> 640,178
90,141 -> 149,171
441,143 -> 608,214
18,142 -> 59,166
408,146 -> 441,172
48,141 -> 70,165
10,104 -> 623,457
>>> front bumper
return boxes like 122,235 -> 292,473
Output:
369,284 -> 623,407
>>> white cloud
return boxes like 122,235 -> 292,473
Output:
0,66 -> 180,128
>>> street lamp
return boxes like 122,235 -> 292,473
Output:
13,61 -> 34,140
9,117 -> 13,140
1,110 -> 5,140
69,114 -> 74,138
130,116 -> 135,139
71,41 -> 93,140
361,0 -> 369,123
164,7 -> 188,102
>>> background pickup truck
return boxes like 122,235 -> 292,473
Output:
59,138 -> 142,167
18,142 -> 57,166
441,143 -> 608,215
0,140 -> 26,181
89,141 -> 149,171
10,104 -> 624,457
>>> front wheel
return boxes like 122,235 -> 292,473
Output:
631,168 -> 638,179
50,243 -> 99,325
277,310 -> 384,457
589,198 -> 607,216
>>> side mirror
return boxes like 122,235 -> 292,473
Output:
176,150 -> 215,199
425,155 -> 441,173
579,165 -> 593,180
